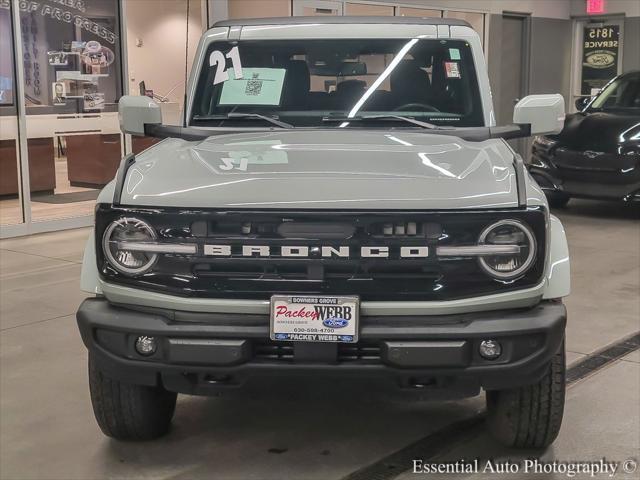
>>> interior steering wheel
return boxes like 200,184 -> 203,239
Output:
394,103 -> 440,113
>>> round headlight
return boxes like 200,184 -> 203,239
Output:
478,220 -> 536,280
102,217 -> 157,275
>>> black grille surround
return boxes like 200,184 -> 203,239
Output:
95,205 -> 547,302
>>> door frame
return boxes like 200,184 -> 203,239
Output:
500,12 -> 531,157
502,11 -> 532,102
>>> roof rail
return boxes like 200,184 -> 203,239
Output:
213,16 -> 471,28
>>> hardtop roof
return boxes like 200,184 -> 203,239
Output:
212,15 -> 471,28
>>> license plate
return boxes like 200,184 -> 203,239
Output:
270,295 -> 359,343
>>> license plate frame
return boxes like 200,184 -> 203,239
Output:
270,295 -> 359,343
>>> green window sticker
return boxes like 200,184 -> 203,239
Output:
219,68 -> 286,106
449,48 -> 461,60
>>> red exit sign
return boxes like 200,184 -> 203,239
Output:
587,0 -> 605,14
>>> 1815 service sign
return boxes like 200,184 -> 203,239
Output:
581,25 -> 620,95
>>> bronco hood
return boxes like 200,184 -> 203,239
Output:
119,130 -> 519,210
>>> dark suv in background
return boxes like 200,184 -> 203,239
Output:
529,70 -> 640,207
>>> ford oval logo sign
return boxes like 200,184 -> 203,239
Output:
323,318 -> 348,328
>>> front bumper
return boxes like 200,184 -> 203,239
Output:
77,298 -> 566,396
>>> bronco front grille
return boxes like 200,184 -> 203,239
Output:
95,206 -> 547,301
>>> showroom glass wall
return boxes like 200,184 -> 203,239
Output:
0,0 -> 204,237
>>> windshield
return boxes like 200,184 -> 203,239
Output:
589,73 -> 640,112
191,38 -> 484,128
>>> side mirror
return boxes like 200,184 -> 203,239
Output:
575,96 -> 591,111
513,94 -> 565,136
118,95 -> 162,136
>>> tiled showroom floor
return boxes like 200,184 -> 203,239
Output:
1,200 -> 638,480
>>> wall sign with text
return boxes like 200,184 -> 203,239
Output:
581,25 -> 619,95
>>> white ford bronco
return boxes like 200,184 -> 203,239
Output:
77,16 -> 571,447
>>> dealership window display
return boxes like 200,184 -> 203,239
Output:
0,0 -> 123,225
17,0 -> 122,114
20,0 -> 124,217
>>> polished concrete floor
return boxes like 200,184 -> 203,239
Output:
0,155 -> 97,226
1,200 -> 638,480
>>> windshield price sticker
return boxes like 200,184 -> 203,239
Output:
219,68 -> 286,106
444,61 -> 461,79
270,295 -> 359,343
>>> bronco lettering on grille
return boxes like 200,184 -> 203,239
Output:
203,245 -> 429,259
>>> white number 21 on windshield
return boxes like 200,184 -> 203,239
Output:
210,46 -> 243,85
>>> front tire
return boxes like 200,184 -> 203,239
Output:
486,344 -> 565,449
88,355 -> 177,440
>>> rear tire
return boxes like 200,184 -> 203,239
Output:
547,193 -> 570,209
486,344 -> 565,449
88,355 -> 177,440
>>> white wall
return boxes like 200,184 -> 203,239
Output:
210,0 -> 640,26
210,0 -> 574,21
124,0 -> 203,109
358,0 -> 572,19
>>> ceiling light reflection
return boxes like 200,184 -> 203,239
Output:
343,38 -> 419,122
418,152 -> 456,178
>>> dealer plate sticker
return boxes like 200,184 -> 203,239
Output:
270,295 -> 359,343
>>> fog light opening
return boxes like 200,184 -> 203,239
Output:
135,336 -> 157,356
203,374 -> 232,384
408,377 -> 437,389
479,340 -> 502,360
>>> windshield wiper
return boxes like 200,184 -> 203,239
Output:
322,114 -> 449,130
194,113 -> 294,129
